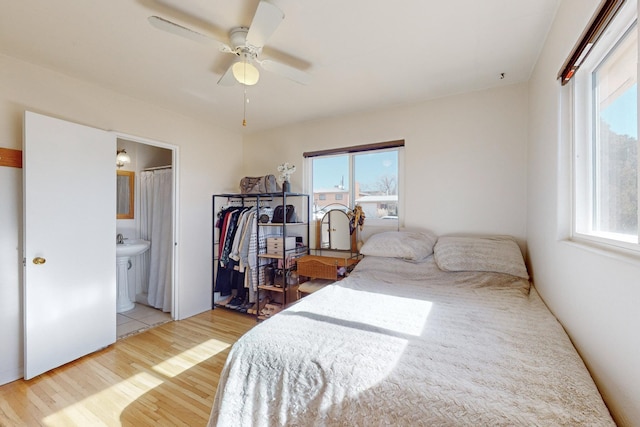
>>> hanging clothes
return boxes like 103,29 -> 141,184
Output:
215,207 -> 249,296
215,203 -> 282,306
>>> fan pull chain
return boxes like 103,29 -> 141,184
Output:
242,60 -> 249,126
242,85 -> 248,127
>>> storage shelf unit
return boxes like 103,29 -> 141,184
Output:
212,192 -> 310,319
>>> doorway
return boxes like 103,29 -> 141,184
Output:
115,133 -> 178,337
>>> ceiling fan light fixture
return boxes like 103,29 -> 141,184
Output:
232,61 -> 260,86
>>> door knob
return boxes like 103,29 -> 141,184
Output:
32,257 -> 46,265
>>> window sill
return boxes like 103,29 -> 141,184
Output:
564,235 -> 640,265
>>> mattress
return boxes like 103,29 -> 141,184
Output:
208,255 -> 614,426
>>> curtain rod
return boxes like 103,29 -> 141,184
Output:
303,139 -> 404,158
142,165 -> 172,171
557,0 -> 626,85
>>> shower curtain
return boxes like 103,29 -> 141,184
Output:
140,168 -> 172,312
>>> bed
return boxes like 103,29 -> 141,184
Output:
208,232 -> 614,426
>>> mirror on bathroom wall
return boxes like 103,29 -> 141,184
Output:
116,170 -> 134,219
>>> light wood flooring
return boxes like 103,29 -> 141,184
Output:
0,308 -> 256,426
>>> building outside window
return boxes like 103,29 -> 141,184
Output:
309,147 -> 401,226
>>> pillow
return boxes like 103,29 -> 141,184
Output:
434,235 -> 529,279
360,230 -> 437,261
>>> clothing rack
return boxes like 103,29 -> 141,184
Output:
212,193 -> 310,318
221,200 -> 246,208
142,165 -> 172,171
219,197 -> 271,210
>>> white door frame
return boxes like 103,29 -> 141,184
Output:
114,132 -> 180,320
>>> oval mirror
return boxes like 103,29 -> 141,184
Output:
318,205 -> 352,250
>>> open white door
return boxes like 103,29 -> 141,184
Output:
23,111 -> 116,379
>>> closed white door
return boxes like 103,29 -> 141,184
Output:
23,111 -> 116,379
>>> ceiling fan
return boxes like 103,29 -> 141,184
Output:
148,0 -> 311,86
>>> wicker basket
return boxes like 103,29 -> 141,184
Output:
297,258 -> 338,280
297,255 -> 358,280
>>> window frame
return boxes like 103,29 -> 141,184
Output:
571,0 -> 640,253
306,145 -> 404,228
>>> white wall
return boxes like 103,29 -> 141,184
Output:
528,0 -> 640,424
243,83 -> 529,245
0,54 -> 242,384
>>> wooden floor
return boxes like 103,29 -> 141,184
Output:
0,308 -> 256,427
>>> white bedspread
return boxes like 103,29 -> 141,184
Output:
209,256 -> 614,426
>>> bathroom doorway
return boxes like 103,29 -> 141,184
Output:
115,133 -> 178,338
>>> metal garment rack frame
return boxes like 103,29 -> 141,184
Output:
212,192 -> 310,319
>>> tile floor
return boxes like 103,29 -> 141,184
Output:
116,303 -> 172,339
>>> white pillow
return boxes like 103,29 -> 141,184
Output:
434,235 -> 529,279
360,230 -> 437,261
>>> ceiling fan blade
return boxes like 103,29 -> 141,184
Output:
217,63 -> 238,86
148,16 -> 233,52
259,59 -> 311,85
246,1 -> 284,48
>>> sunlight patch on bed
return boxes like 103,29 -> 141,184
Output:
292,287 -> 433,337
343,289 -> 432,336
42,372 -> 163,426
152,338 -> 231,378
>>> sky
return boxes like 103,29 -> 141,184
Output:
312,151 -> 398,190
601,83 -> 637,139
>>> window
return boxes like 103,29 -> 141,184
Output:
306,142 -> 403,227
572,0 -> 639,250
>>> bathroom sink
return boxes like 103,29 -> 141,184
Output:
116,239 -> 150,258
115,239 -> 150,313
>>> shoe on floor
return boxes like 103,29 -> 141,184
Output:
243,302 -> 256,314
226,296 -> 243,309
216,295 -> 233,307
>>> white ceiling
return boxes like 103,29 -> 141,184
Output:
0,0 -> 560,133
